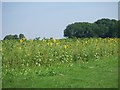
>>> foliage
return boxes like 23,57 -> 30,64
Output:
34,37 -> 40,40
2,38 -> 118,88
64,18 -> 119,38
2,38 -> 118,71
3,34 -> 19,40
3,34 -> 26,40
19,34 -> 26,39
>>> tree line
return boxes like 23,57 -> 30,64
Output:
3,18 -> 119,40
3,34 -> 26,40
64,18 -> 119,38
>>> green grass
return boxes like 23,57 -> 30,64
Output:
2,56 -> 118,88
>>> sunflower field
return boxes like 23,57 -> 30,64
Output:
1,38 -> 119,88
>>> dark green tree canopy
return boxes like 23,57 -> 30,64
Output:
19,33 -> 26,39
3,34 -> 26,40
3,34 -> 19,40
64,18 -> 119,38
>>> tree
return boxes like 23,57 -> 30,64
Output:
19,34 -> 25,39
64,22 -> 97,38
64,24 -> 75,38
3,35 -> 12,40
94,18 -> 117,38
118,20 -> 120,38
3,34 -> 26,40
3,34 -> 19,40
64,18 -> 118,38
34,37 -> 40,40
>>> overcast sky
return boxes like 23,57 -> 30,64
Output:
1,2 -> 118,39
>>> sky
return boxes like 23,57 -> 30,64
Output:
1,0 -> 120,2
2,2 -> 118,39
0,2 -> 2,40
